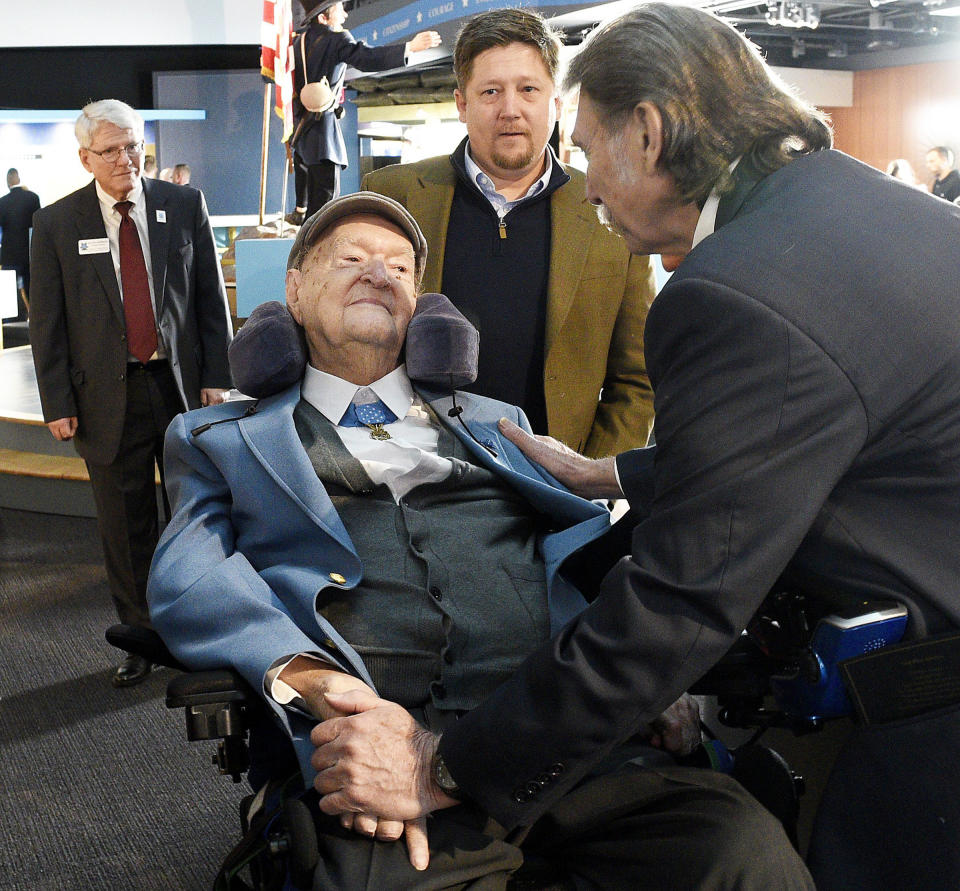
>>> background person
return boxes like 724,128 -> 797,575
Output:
290,0 -> 441,222
308,7 -> 960,888
925,145 -> 960,201
364,9 -> 655,455
884,157 -> 920,187
29,99 -> 233,687
0,168 -> 40,320
171,162 -> 191,185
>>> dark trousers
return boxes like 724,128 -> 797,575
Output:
85,360 -> 182,629
295,152 -> 340,220
308,753 -> 814,890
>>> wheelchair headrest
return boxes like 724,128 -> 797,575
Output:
229,294 -> 479,398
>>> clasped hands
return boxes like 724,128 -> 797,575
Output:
279,658 -> 452,871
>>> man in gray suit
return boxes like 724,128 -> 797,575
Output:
29,99 -> 233,687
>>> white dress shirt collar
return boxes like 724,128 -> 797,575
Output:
94,177 -> 144,214
300,363 -> 415,425
690,156 -> 742,252
464,142 -> 552,212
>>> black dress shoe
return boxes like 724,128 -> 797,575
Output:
112,653 -> 152,687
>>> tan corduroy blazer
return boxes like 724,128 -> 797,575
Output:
363,156 -> 656,458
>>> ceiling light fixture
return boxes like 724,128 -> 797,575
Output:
766,1 -> 821,29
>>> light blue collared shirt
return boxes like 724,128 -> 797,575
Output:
464,142 -> 553,221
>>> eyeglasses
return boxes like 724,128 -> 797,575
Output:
86,141 -> 145,164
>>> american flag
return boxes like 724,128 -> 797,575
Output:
260,0 -> 295,143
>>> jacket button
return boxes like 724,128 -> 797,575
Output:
513,788 -> 529,803
430,586 -> 442,601
536,773 -> 551,786
524,782 -> 540,798
549,763 -> 564,776
329,572 -> 346,584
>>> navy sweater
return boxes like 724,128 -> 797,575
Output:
440,139 -> 569,434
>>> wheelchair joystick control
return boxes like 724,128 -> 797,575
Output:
771,600 -> 908,720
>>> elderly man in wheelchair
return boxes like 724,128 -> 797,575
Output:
144,193 -> 811,890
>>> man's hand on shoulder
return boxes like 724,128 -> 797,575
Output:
497,418 -> 623,499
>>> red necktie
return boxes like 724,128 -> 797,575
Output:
114,201 -> 158,364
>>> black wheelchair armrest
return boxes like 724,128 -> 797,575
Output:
166,669 -> 258,782
106,623 -> 259,782
105,623 -> 187,671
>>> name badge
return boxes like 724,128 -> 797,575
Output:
156,210 -> 166,223
78,238 -> 110,255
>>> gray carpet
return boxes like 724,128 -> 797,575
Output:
0,508 -> 246,890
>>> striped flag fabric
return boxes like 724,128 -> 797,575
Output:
260,0 -> 295,142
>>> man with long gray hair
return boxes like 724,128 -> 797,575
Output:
307,5 -> 960,887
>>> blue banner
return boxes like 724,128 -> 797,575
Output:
350,0 -> 575,45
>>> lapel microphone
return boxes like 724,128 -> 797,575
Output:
191,401 -> 259,437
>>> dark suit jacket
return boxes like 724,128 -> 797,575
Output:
438,149 -> 960,830
0,185 -> 40,270
148,383 -> 612,783
363,156 -> 656,457
29,177 -> 233,465
292,22 -> 405,167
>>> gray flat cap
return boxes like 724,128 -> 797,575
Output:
287,191 -> 428,282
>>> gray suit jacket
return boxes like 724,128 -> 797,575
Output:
439,149 -> 960,830
29,177 -> 233,465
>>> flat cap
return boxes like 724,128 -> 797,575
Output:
287,191 -> 428,282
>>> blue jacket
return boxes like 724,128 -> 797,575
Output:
148,382 -> 611,780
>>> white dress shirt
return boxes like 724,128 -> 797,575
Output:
300,363 -> 454,503
93,179 -> 164,360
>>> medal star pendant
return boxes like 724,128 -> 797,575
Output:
366,423 -> 392,441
